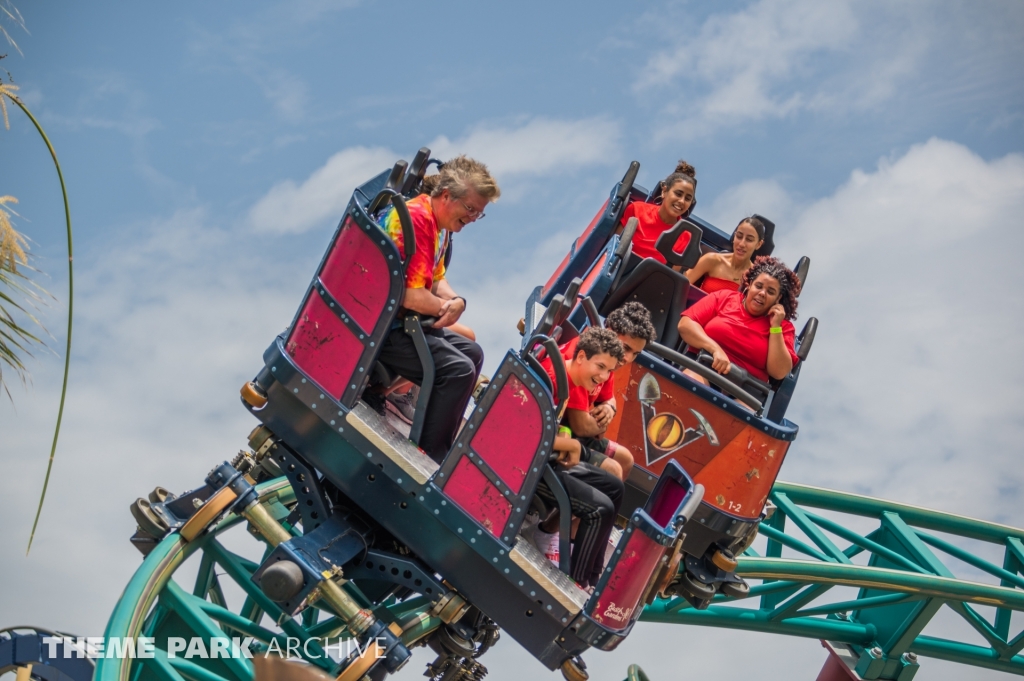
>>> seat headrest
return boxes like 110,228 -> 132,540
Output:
654,219 -> 704,270
751,213 -> 776,258
796,317 -> 818,361
794,256 -> 810,295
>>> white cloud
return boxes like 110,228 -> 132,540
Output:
248,145 -> 396,233
636,0 -> 982,138
704,178 -> 797,232
248,117 -> 622,234
430,117 -> 621,177
736,139 -> 1024,523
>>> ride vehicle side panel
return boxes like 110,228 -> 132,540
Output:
604,355 -> 795,522
248,373 -> 583,668
281,201 -> 406,410
252,344 -> 589,669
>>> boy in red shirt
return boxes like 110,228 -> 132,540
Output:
570,302 -> 657,481
534,327 -> 625,588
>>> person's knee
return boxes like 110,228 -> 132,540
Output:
603,473 -> 625,507
594,490 -> 615,518
463,340 -> 484,372
600,458 -> 624,480
452,354 -> 478,382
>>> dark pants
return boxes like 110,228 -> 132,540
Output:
377,326 -> 484,463
538,461 -> 624,586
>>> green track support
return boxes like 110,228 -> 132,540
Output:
94,478 -> 440,681
641,481 -> 1024,678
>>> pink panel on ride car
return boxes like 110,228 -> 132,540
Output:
286,293 -> 362,398
444,457 -> 512,538
470,375 -> 542,494
319,216 -> 391,334
589,531 -> 665,632
647,476 -> 688,527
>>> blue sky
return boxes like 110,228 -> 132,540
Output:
2,1 -> 1024,679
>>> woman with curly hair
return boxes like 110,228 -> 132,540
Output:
676,256 -> 801,383
684,216 -> 765,293
619,160 -> 697,264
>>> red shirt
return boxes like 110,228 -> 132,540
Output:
540,338 -> 611,412
558,338 -> 614,403
681,290 -> 798,382
620,201 -> 691,264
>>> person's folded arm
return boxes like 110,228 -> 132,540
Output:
566,407 -> 604,437
432,279 -> 466,328
402,287 -> 446,317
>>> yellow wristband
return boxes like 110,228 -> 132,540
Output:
769,327 -> 783,334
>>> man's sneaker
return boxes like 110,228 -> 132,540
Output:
520,511 -> 540,535
363,390 -> 386,415
385,388 -> 417,424
533,528 -> 560,567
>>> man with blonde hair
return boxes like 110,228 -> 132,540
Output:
376,156 -> 500,463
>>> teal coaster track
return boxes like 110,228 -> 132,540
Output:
85,476 -> 1022,681
644,481 -> 1024,678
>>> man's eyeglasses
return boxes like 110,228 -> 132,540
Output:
457,199 -> 486,221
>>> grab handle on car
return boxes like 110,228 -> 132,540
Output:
614,160 -> 640,207
370,189 -> 416,264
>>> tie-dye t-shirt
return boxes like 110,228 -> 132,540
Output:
381,194 -> 449,290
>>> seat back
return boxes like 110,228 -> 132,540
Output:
436,351 -> 559,546
540,162 -> 640,306
282,193 -> 407,408
399,147 -> 432,196
599,259 -> 692,348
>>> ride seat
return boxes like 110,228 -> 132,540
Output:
599,260 -> 691,348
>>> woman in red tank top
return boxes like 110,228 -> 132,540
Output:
619,160 -> 697,264
685,216 -> 766,293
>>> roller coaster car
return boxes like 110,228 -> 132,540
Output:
157,149 -> 707,681
524,162 -> 818,609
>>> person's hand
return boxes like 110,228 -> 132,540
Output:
711,347 -> 732,374
557,439 -> 582,467
768,304 -> 786,328
591,403 -> 615,429
435,297 -> 466,328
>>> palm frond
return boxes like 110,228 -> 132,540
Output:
0,82 -> 18,129
0,0 -> 26,55
1,195 -> 28,268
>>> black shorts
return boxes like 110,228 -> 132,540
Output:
578,436 -> 614,469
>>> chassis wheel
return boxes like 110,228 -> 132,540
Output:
96,477 -> 440,681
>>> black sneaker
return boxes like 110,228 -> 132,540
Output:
362,390 -> 386,415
